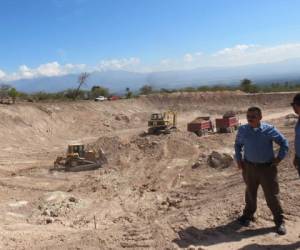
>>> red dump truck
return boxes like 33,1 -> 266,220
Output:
215,113 -> 239,133
187,116 -> 214,136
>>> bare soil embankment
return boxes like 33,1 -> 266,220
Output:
0,91 -> 299,250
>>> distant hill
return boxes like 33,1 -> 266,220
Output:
7,58 -> 300,93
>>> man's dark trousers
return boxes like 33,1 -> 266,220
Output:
295,156 -> 300,177
242,161 -> 284,225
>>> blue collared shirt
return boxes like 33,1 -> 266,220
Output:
295,119 -> 300,157
235,122 -> 288,163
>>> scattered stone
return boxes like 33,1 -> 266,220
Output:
8,200 -> 28,208
192,161 -> 201,169
67,185 -> 75,192
285,119 -> 297,126
45,217 -> 54,224
42,209 -> 51,216
69,197 -> 77,203
103,121 -> 110,127
166,196 -> 182,208
115,114 -> 130,123
285,113 -> 298,119
199,153 -> 207,159
207,151 -> 233,169
285,113 -> 298,126
39,191 -> 79,218
115,115 -> 122,121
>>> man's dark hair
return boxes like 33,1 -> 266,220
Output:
247,106 -> 262,116
292,93 -> 300,106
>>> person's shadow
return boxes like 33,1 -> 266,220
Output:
239,242 -> 300,250
173,220 -> 274,248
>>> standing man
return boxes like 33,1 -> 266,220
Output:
235,107 -> 289,235
291,93 -> 300,177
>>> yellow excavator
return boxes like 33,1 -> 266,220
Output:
53,144 -> 107,171
148,111 -> 177,134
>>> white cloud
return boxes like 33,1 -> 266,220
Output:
213,44 -> 257,56
0,69 -> 6,79
3,43 -> 300,81
2,58 -> 140,82
5,62 -> 86,81
210,43 -> 300,66
183,53 -> 194,62
183,52 -> 203,63
156,43 -> 300,70
160,59 -> 171,66
96,57 -> 140,71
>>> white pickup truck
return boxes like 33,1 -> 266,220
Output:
94,96 -> 107,102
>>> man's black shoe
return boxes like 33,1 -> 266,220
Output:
276,223 -> 286,235
237,215 -> 254,227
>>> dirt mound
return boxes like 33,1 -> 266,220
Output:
89,136 -> 131,165
33,191 -> 80,224
88,131 -> 200,170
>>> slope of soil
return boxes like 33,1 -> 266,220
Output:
0,91 -> 299,250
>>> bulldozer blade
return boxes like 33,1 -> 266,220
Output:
65,162 -> 101,172
98,148 -> 108,165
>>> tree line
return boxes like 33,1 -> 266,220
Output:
1,75 -> 300,103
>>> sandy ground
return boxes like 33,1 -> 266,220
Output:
0,91 -> 299,250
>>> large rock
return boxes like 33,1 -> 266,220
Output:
285,113 -> 298,127
285,113 -> 298,119
208,151 -> 233,169
115,113 -> 130,123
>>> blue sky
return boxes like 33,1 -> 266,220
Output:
1,0 -> 300,80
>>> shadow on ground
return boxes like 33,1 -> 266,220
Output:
239,242 -> 300,250
173,220 -> 275,248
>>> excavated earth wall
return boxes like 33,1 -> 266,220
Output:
0,91 -> 299,250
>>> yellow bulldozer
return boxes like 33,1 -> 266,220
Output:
53,144 -> 107,171
148,110 -> 177,134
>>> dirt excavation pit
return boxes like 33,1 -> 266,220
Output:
0,91 -> 300,250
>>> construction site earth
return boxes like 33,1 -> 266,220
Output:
0,91 -> 299,250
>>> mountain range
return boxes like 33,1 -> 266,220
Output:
6,58 -> 300,93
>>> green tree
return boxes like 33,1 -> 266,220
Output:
8,87 -> 18,103
90,85 -> 110,98
181,87 -> 196,92
240,78 -> 252,92
240,78 -> 258,93
65,89 -> 79,99
73,72 -> 89,100
160,88 -> 173,93
0,84 -> 11,98
139,85 -> 153,95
